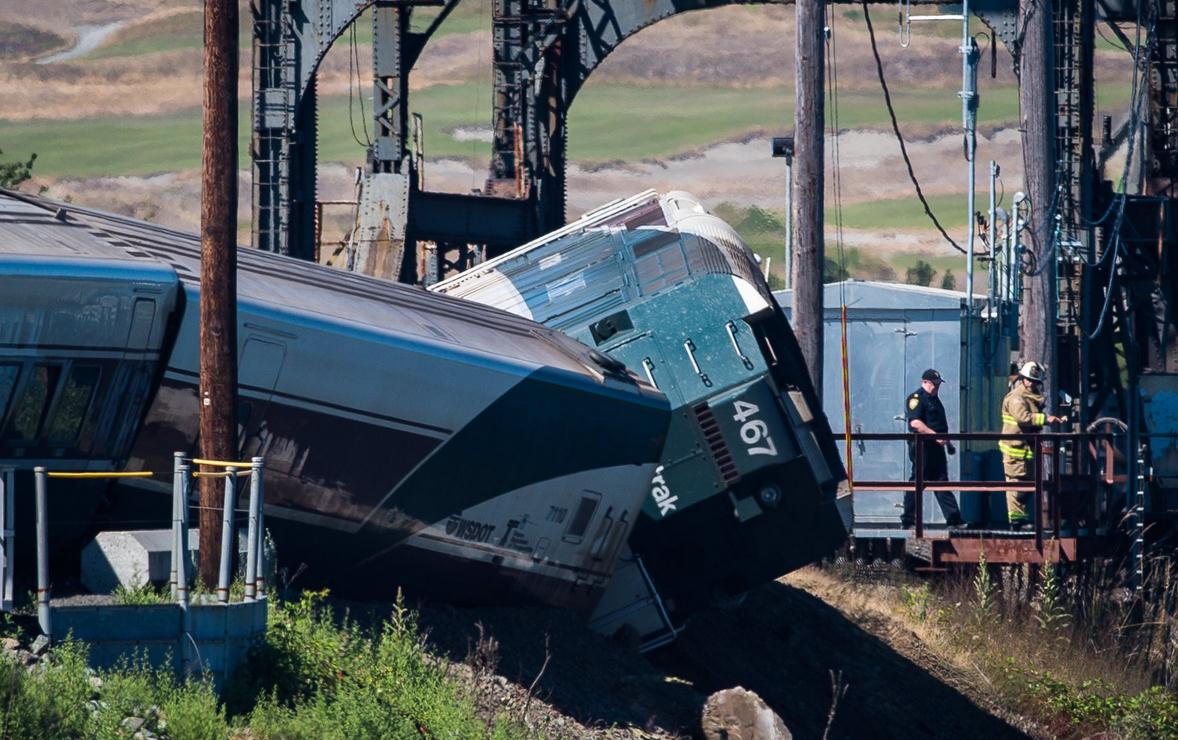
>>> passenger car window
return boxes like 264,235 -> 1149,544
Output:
43,365 -> 101,444
5,364 -> 61,442
0,365 -> 17,422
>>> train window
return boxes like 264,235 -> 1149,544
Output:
0,365 -> 17,422
633,233 -> 688,294
562,491 -> 601,544
43,365 -> 101,445
5,364 -> 61,442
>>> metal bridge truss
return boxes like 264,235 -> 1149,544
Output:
255,0 -> 1023,282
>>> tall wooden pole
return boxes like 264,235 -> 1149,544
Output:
1018,0 -> 1057,405
200,0 -> 239,587
792,0 -> 826,398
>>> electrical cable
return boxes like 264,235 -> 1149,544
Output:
826,4 -> 849,289
347,24 -> 372,149
862,2 -> 966,255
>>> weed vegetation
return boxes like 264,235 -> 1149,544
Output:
0,590 -> 525,739
836,556 -> 1178,738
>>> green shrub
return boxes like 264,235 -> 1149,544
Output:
233,590 -> 518,738
0,640 -> 96,738
112,578 -> 170,606
997,661 -> 1178,738
161,680 -> 229,740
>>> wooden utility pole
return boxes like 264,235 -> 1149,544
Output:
792,0 -> 826,399
1018,0 -> 1057,405
199,0 -> 239,587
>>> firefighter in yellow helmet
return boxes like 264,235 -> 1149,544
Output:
1000,361 -> 1066,530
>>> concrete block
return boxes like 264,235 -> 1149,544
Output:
81,529 -> 196,594
81,528 -> 273,594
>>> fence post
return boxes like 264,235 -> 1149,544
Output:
1,468 -> 12,612
217,468 -> 237,604
244,458 -> 262,602
34,467 -> 50,641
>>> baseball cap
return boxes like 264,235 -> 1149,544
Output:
921,368 -> 944,384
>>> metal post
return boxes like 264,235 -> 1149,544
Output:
914,437 -> 925,539
785,158 -> 793,291
960,8 -> 979,440
217,468 -> 237,604
171,452 -> 183,597
772,136 -> 796,294
244,458 -> 262,602
1034,436 -> 1044,551
34,467 -> 49,640
988,162 -> 998,303
177,459 -> 191,673
1051,436 -> 1062,534
1,468 -> 12,611
988,161 -> 999,388
255,467 -> 266,598
177,461 -> 190,604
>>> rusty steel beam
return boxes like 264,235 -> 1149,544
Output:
932,536 -> 1084,565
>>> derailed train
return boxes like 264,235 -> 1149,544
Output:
0,187 -> 846,637
0,189 -> 667,610
434,191 -> 850,643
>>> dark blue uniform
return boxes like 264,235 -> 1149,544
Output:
903,387 -> 963,528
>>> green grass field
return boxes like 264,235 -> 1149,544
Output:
1,81 -> 1038,179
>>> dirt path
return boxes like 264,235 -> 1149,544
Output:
36,21 -> 129,64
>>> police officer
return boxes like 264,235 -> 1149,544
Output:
902,368 -> 965,529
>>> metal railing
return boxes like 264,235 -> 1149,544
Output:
846,431 -> 1120,547
30,453 -> 266,651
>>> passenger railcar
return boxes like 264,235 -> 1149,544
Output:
0,189 -> 669,610
433,191 -> 850,640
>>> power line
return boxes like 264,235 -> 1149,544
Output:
861,1 -> 966,255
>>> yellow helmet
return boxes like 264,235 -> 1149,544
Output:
1018,361 -> 1047,383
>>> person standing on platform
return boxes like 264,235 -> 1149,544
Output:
902,368 -> 965,530
1000,361 -> 1066,530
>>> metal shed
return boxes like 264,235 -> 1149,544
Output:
777,281 -> 1011,535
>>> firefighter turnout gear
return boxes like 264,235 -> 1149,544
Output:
1001,381 -> 1048,526
1017,361 -> 1048,383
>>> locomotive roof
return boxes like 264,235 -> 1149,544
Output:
0,189 -> 613,379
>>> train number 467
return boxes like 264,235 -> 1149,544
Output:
732,400 -> 778,457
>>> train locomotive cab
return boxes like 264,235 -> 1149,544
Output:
433,190 -> 850,635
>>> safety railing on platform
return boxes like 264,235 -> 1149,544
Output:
0,469 -> 12,612
29,453 -> 266,650
847,431 -> 1121,547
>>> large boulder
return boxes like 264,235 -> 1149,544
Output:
701,687 -> 791,740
